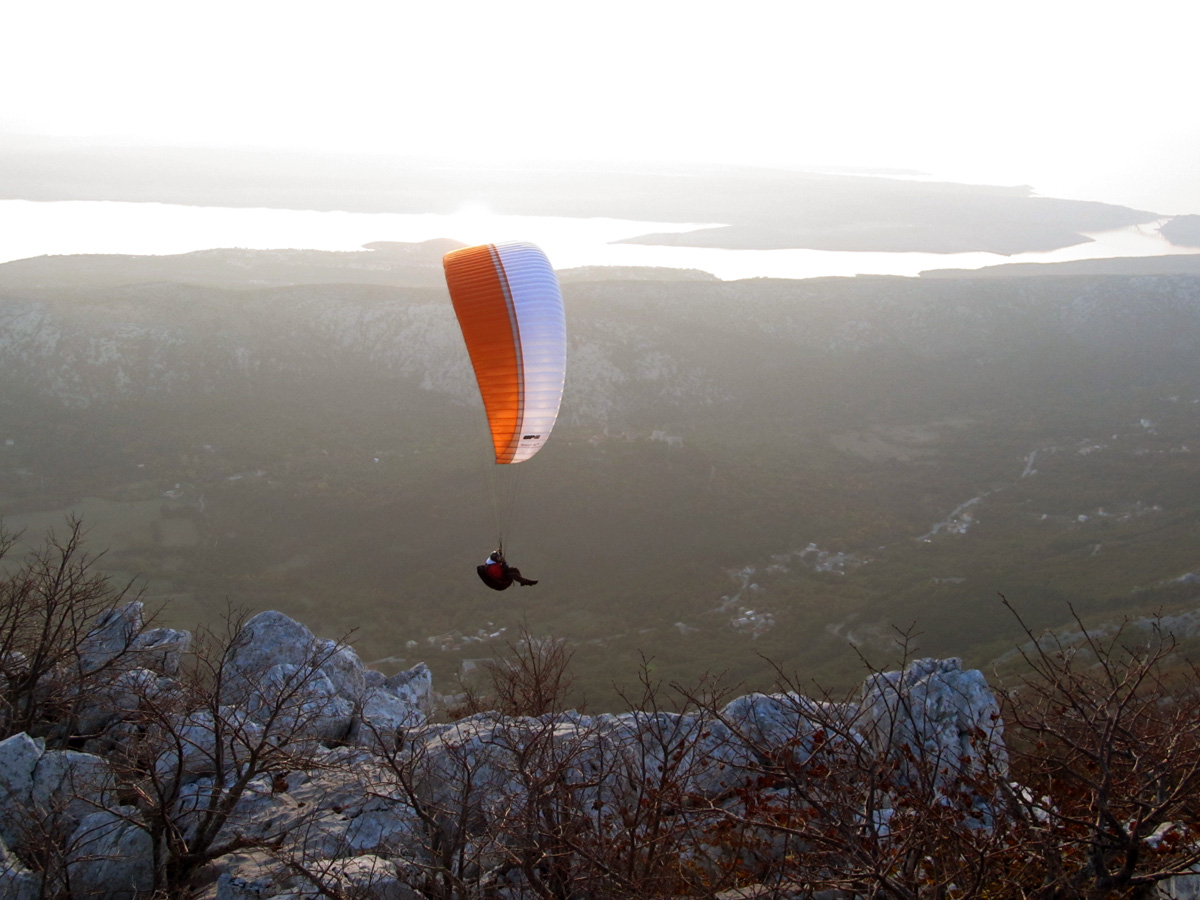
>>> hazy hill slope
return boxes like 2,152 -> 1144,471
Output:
3,253 -> 1200,699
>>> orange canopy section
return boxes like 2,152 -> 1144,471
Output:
443,242 -> 566,464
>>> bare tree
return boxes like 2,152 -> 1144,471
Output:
687,609 -> 1200,900
688,632 -> 1020,900
455,624 -> 579,720
111,609 -> 350,896
350,710 -> 510,900
0,517 -> 147,746
344,660 -> 744,900
1000,598 -> 1200,899
559,663 -> 739,898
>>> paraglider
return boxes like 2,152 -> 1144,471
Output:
478,549 -> 538,591
443,241 -> 566,589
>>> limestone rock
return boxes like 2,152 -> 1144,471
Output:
65,806 -> 154,900
216,872 -> 272,900
153,707 -> 266,787
314,854 -> 415,900
0,732 -> 43,848
385,662 -> 432,715
80,602 -> 144,673
247,663 -> 354,744
859,657 -> 1005,778
221,611 -> 319,705
32,748 -> 119,838
315,639 -> 366,701
175,760 -> 425,866
0,836 -> 39,900
131,626 -> 192,675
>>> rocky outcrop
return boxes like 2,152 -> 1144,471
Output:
0,605 -> 433,897
0,836 -> 40,900
0,606 -> 1015,899
859,656 -> 1006,778
66,807 -> 155,899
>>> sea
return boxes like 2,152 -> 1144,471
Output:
1,198 -> 1196,281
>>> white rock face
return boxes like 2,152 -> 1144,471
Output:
222,611 -> 321,703
0,732 -> 43,848
385,663 -> 433,715
219,611 -> 429,740
216,872 -> 271,900
281,759 -> 424,861
66,806 -> 155,900
304,854 -> 416,900
80,602 -> 145,673
248,663 -> 355,744
32,748 -> 119,838
77,601 -> 191,682
0,593 -> 1019,900
0,836 -> 39,900
351,687 -> 425,747
858,657 -> 1006,779
132,626 -> 192,676
315,639 -> 367,700
153,707 -> 267,787
719,691 -> 844,765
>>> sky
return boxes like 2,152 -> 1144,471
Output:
5,0 -> 1200,215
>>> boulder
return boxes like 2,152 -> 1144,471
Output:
247,663 -> 354,744
153,707 -> 266,787
348,662 -> 432,748
720,691 -> 852,763
223,613 -> 368,721
65,806 -> 155,900
216,872 -> 273,900
1161,869 -> 1200,900
859,657 -> 1006,779
221,611 -> 318,705
350,685 -> 428,748
385,663 -> 432,716
80,602 -> 144,673
312,854 -> 415,900
281,762 -> 424,861
0,732 -> 43,848
191,849 -> 278,900
32,748 -> 119,837
314,639 -> 366,701
0,836 -> 39,900
589,709 -> 748,800
131,626 -> 192,676
172,774 -> 302,850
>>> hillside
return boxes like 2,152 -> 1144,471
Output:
3,249 -> 1200,701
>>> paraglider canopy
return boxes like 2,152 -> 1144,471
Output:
443,241 -> 567,465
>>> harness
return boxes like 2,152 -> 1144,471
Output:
477,563 -> 512,591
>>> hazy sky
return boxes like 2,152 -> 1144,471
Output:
6,1 -> 1200,214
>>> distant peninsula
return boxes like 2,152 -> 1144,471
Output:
0,136 -> 1181,257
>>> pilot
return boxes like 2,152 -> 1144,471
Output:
477,549 -> 538,590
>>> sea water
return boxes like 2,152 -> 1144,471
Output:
1,199 -> 1195,281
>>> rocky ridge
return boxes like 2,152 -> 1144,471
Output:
0,603 -> 1006,899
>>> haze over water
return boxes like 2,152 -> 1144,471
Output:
3,199 -> 1196,281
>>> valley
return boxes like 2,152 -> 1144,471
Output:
3,249 -> 1200,705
